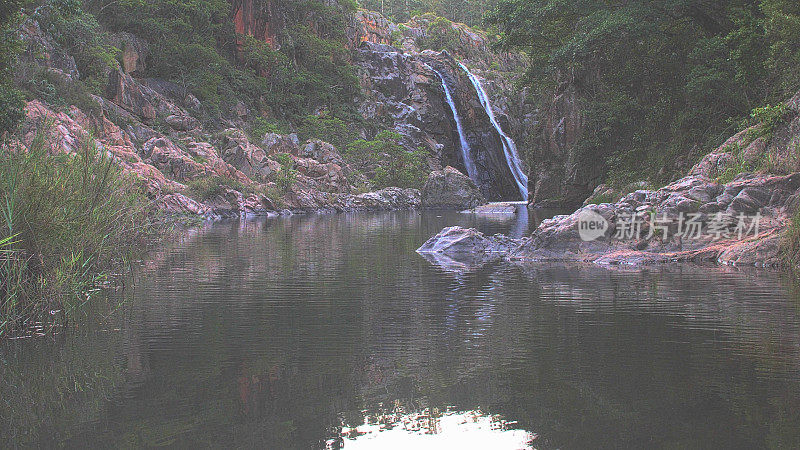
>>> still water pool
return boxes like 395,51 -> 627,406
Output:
2,211 -> 800,448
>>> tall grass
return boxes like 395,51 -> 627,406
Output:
0,125 -> 156,336
782,209 -> 800,270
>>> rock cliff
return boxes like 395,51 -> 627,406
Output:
11,3 -> 537,218
419,89 -> 800,268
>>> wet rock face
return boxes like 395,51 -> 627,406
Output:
354,41 -> 526,201
354,42 -> 455,160
528,82 -> 593,207
429,62 -> 522,201
421,166 -> 485,209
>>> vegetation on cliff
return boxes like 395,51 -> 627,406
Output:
90,0 -> 360,121
0,0 -> 26,136
360,0 -> 494,26
487,0 -> 800,189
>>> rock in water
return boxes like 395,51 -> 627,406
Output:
421,166 -> 486,209
417,226 -> 518,255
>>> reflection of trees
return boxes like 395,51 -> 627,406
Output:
0,325 -> 127,447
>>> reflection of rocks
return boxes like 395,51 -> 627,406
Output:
417,251 -> 497,273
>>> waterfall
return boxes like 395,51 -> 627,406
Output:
459,63 -> 529,201
429,67 -> 478,181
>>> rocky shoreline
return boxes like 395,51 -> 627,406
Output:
419,174 -> 796,270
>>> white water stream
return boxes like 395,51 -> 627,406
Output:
459,63 -> 529,201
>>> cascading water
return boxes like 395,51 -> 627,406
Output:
459,63 -> 529,201
429,66 -> 478,181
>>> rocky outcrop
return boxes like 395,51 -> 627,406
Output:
419,171 -> 798,268
106,67 -> 198,126
110,32 -> 149,75
17,19 -> 79,81
417,226 -> 518,255
12,7 -> 536,220
421,166 -> 485,209
354,39 -> 528,201
349,10 -> 396,47
528,82 -> 590,207
416,226 -> 519,271
218,129 -> 278,181
231,0 -> 282,48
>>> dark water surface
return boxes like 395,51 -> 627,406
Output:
3,211 -> 800,449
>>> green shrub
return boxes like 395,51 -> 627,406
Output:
18,64 -> 102,116
747,103 -> 792,140
345,130 -> 428,189
0,126 -> 155,335
270,152 -> 294,167
418,16 -> 461,53
186,175 -> 253,201
298,114 -> 356,149
248,116 -> 288,142
34,0 -> 119,92
269,153 -> 297,193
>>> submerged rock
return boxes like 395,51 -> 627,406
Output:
421,166 -> 486,209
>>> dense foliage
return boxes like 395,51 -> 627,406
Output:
345,130 -> 428,188
0,0 -> 26,136
85,0 -> 359,121
360,0 -> 494,26
487,0 -> 800,187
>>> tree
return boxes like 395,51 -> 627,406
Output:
487,0 -> 800,186
0,0 -> 25,137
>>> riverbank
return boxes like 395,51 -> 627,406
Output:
420,91 -> 800,270
0,129 -> 161,337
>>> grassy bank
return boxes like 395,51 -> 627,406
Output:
0,127 -> 158,337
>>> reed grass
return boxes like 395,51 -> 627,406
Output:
0,124 -> 157,336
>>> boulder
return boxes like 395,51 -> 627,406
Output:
262,133 -> 300,155
165,114 -> 199,131
219,129 -> 278,181
421,166 -> 485,209
301,139 -> 345,166
140,137 -> 208,181
417,226 -> 519,256
158,193 -> 209,216
347,187 -> 421,210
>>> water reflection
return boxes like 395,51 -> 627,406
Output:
1,211 -> 800,449
334,408 -> 535,449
